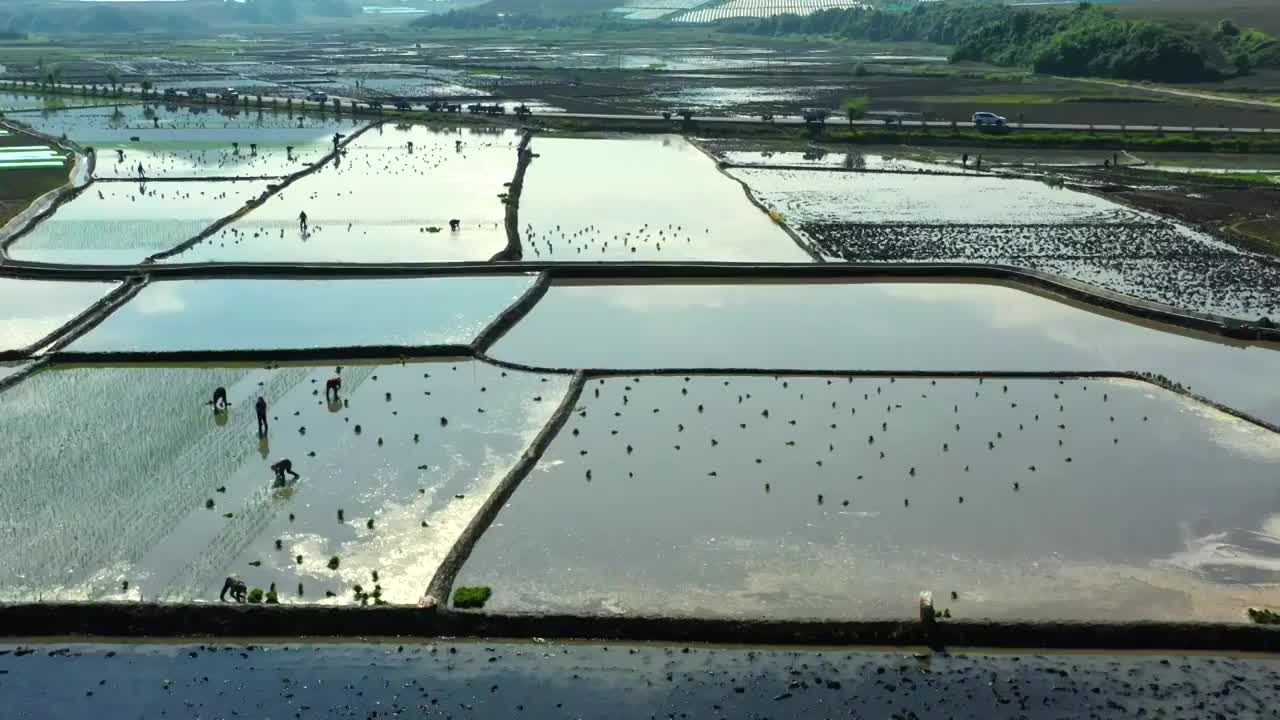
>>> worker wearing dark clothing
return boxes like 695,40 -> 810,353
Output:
220,576 -> 247,603
299,210 -> 308,233
325,376 -> 342,401
211,386 -> 228,411
255,396 -> 269,435
271,459 -> 300,487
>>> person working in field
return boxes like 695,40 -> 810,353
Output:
271,459 -> 300,487
210,386 -> 228,412
220,576 -> 247,603
255,396 -> 269,435
325,376 -> 342,401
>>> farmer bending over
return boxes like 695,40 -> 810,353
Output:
271,459 -> 300,487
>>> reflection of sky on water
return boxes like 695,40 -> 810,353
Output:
0,279 -> 117,352
491,280 -> 1280,426
8,180 -> 266,265
166,125 -> 516,263
69,276 -> 536,352
522,136 -> 808,262
459,375 -> 1280,622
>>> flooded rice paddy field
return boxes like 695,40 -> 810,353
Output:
520,135 -> 808,262
65,276 -> 536,354
5,642 -> 1278,720
0,278 -> 117,353
0,92 -> 84,113
7,181 -> 266,265
715,148 -> 959,173
5,103 -> 362,143
164,125 -> 515,263
458,375 -> 1280,622
489,280 -> 1280,427
729,167 -> 1280,317
92,134 -> 334,179
729,168 -> 1139,225
0,360 -> 567,603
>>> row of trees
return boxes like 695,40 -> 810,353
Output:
720,3 -> 1280,83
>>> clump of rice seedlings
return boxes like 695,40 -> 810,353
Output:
328,556 -> 341,570
453,586 -> 492,609
247,588 -> 264,604
1249,608 -> 1280,625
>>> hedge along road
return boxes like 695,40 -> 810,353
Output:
9,82 -> 1279,135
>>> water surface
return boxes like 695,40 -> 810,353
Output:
0,360 -> 567,603
520,135 -> 809,262
68,275 -> 536,353
3,641 -> 1275,720
0,278 -> 118,352
8,180 -> 265,265
458,375 -> 1280,621
165,125 -> 515,263
489,280 -> 1280,426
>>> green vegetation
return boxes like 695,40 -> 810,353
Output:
0,128 -> 67,228
841,95 -> 869,126
1248,607 -> 1280,624
452,586 -> 493,609
0,0 -> 358,34
720,3 -> 1280,83
247,587 -> 265,604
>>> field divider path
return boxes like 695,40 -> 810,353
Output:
0,356 -> 50,394
470,271 -> 551,353
49,344 -> 475,365
424,371 -> 586,608
722,162 -> 992,178
491,129 -> 534,262
96,175 -> 289,184
689,140 -> 824,261
144,119 -> 384,264
0,602 -> 1278,653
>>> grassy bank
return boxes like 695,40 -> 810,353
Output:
0,127 -> 69,228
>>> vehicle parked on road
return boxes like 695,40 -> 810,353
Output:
972,111 -> 1007,127
306,91 -> 329,103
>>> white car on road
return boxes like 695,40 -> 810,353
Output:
972,111 -> 1007,127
